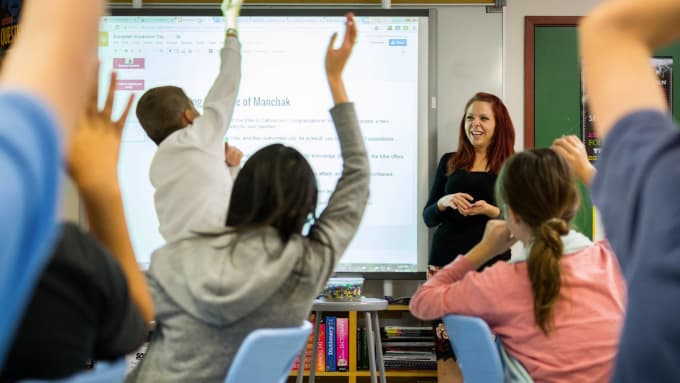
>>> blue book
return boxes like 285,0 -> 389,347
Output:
325,316 -> 336,372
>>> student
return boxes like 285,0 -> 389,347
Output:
410,147 -> 626,383
125,13 -> 367,383
135,0 -> 244,243
580,0 -> 680,381
0,73 -> 153,382
0,0 -> 105,366
422,92 -> 514,382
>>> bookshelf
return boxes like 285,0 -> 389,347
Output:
289,305 -> 437,383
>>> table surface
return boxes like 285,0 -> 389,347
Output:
312,297 -> 389,312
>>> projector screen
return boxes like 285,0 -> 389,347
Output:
99,9 -> 431,274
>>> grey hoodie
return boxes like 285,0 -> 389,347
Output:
125,103 -> 369,383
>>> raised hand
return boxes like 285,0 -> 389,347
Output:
68,71 -> 154,323
326,13 -> 357,80
552,135 -> 596,186
221,0 -> 244,31
68,71 -> 134,193
325,13 -> 357,104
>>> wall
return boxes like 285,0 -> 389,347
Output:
503,0 -> 603,150
434,6 -> 502,159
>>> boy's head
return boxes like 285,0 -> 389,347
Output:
136,86 -> 199,145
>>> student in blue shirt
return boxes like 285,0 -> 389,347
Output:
0,69 -> 155,382
580,0 -> 680,381
0,0 -> 106,365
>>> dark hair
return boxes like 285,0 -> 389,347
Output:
136,86 -> 194,145
448,92 -> 515,174
0,48 -> 7,70
226,144 -> 319,242
497,149 -> 579,335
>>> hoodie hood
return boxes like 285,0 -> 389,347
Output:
148,226 -> 303,326
512,230 -> 593,263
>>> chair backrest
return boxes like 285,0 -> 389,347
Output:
224,321 -> 313,383
442,315 -> 504,383
20,358 -> 126,383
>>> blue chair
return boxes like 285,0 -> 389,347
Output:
224,320 -> 313,383
442,315 -> 504,383
21,358 -> 127,383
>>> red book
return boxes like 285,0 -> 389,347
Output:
316,323 -> 326,372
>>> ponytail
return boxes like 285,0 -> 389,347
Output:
497,149 -> 580,335
528,218 -> 569,335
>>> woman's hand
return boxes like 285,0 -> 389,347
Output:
437,193 -> 473,212
463,200 -> 500,218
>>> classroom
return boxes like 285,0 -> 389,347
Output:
2,0 -> 679,382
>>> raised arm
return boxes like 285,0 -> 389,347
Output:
68,72 -> 154,324
580,0 -> 680,139
308,13 -> 369,263
183,0 -> 243,148
0,0 -> 104,139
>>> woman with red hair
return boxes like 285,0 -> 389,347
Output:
421,92 -> 515,382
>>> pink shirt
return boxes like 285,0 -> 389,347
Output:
410,240 -> 626,383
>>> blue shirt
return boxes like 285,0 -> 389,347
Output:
0,91 -> 61,366
592,110 -> 680,382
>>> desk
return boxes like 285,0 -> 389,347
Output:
297,298 -> 388,383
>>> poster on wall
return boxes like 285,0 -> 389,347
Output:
0,0 -> 21,51
582,57 -> 673,162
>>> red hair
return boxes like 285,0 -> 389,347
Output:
447,92 -> 515,175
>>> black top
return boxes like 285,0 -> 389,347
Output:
0,223 -> 147,382
423,153 -> 511,267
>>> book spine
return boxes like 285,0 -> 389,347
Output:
316,322 -> 326,372
336,317 -> 349,371
362,328 -> 370,370
325,316 -> 336,372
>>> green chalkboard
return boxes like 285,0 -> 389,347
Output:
533,25 -> 680,238
534,26 -> 592,237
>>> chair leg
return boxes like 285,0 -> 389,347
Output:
372,312 -> 387,383
365,312 -> 378,383
306,311 -> 322,383
296,335 -> 307,383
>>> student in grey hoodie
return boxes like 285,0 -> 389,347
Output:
125,13 -> 368,383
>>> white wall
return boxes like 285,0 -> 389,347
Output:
503,0 -> 603,150
435,6 -> 502,159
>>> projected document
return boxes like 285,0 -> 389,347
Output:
99,15 -> 423,271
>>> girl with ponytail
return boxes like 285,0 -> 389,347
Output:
411,139 -> 626,383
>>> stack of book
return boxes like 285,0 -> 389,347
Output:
291,314 -> 350,373
380,326 -> 436,370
